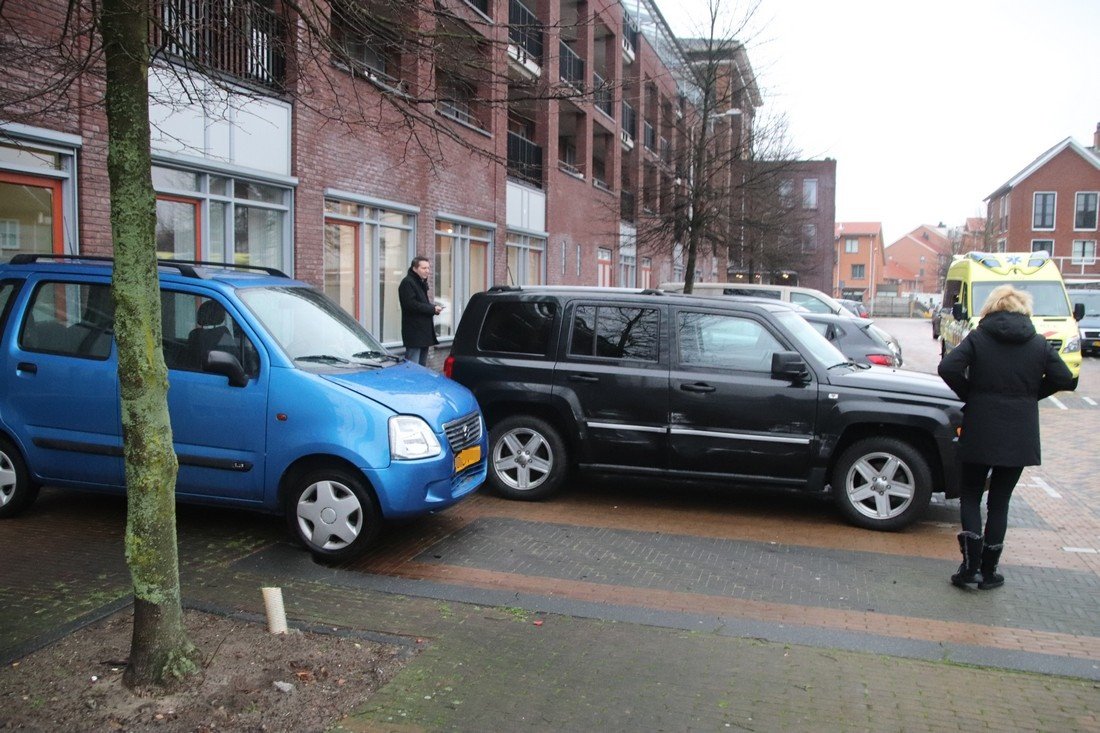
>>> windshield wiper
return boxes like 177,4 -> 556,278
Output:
827,360 -> 865,370
295,354 -> 352,365
352,350 -> 401,362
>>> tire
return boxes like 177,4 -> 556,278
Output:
0,437 -> 40,519
831,437 -> 932,531
487,415 -> 568,500
285,466 -> 381,562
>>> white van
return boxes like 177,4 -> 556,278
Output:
660,281 -> 851,316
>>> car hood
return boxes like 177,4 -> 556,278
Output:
1079,315 -> 1100,328
827,366 -> 959,402
321,363 -> 478,426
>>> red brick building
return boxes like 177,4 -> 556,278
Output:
883,224 -> 951,294
833,222 -> 885,302
985,125 -> 1100,281
0,0 -> 770,348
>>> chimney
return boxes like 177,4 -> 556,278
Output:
1095,122 -> 1100,152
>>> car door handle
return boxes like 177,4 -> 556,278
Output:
17,362 -> 37,375
568,374 -> 599,383
680,382 -> 715,393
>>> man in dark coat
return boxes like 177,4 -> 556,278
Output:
938,284 -> 1074,590
398,256 -> 441,366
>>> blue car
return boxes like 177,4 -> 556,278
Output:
0,255 -> 486,561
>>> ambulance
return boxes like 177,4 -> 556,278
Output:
939,250 -> 1083,380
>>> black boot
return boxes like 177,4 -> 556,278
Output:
950,531 -> 983,588
978,543 -> 1005,589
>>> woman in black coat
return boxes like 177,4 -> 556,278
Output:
398,257 -> 441,366
938,284 -> 1074,590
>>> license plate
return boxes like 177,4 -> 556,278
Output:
454,445 -> 481,473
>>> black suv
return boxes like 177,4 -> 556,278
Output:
445,287 -> 962,531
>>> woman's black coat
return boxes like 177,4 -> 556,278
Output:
398,268 -> 439,348
937,310 -> 1074,466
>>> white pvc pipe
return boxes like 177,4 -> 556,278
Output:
261,586 -> 288,634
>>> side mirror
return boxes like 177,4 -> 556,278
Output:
951,303 -> 968,321
771,351 -> 809,382
204,350 -> 250,388
1074,302 -> 1085,321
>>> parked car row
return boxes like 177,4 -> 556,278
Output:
0,259 -> 959,559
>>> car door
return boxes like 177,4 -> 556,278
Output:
551,301 -> 669,470
161,289 -> 268,502
668,306 -> 817,482
2,277 -> 123,487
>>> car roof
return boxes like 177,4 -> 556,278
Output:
480,285 -> 796,313
0,255 -> 302,291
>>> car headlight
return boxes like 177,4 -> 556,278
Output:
1063,336 -> 1081,354
389,416 -> 442,460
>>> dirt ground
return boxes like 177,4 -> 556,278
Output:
0,608 -> 412,732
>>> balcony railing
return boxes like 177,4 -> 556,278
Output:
151,0 -> 285,90
593,72 -> 613,117
658,136 -> 671,162
621,101 -> 636,138
507,131 -> 544,187
508,0 -> 543,62
643,121 -> 655,151
559,40 -> 584,90
622,18 -> 638,51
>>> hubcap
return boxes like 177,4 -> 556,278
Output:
295,479 -> 363,551
845,451 -> 915,520
494,428 -> 553,490
0,452 -> 16,507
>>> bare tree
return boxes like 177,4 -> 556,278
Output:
0,0 -> 641,687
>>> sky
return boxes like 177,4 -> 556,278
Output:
663,0 -> 1100,245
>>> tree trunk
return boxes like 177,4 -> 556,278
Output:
100,0 -> 199,687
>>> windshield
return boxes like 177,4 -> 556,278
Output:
776,311 -> 849,367
1072,292 -> 1100,317
971,281 -> 1070,317
238,286 -> 391,369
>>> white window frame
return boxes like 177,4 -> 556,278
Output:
435,215 -> 495,340
802,178 -> 818,210
1072,239 -> 1097,265
1032,191 -> 1056,231
1075,191 -> 1098,231
845,237 -> 858,254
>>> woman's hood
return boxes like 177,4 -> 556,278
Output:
978,310 -> 1035,343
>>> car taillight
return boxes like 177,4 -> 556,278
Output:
443,354 -> 455,378
866,353 -> 895,366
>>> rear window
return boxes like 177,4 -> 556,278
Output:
477,300 -> 558,355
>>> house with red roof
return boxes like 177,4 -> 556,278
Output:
883,224 -> 951,294
833,222 -> 885,302
985,124 -> 1100,279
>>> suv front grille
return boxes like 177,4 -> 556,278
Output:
443,412 -> 482,451
1047,339 -> 1063,351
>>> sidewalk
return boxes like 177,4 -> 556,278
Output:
2,488 -> 1099,732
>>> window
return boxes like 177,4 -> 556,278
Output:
597,247 -> 612,287
639,257 -> 652,288
802,223 -> 817,252
619,253 -> 636,288
323,197 -> 415,343
330,0 -> 406,90
477,301 -> 558,355
845,237 -> 858,254
778,180 -> 794,205
1033,192 -> 1055,229
790,291 -> 832,314
0,134 -> 78,260
1072,240 -> 1097,265
802,179 -> 818,210
1031,239 -> 1053,253
152,166 -> 289,270
435,220 -> 492,338
160,292 -> 258,376
435,18 -> 489,131
677,312 -> 782,372
1075,192 -> 1098,230
851,264 -> 866,280
506,232 -> 545,285
20,282 -> 114,359
570,305 -> 659,360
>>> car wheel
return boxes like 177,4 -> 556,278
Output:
831,437 -> 932,531
488,415 -> 567,500
285,467 -> 381,562
0,437 -> 40,519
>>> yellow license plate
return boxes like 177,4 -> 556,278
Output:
454,445 -> 481,473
